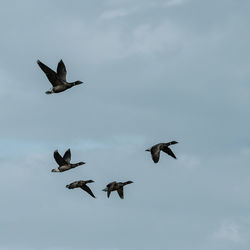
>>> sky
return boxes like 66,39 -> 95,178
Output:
1,0 -> 250,249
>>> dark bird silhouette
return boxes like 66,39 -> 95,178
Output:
103,181 -> 133,199
51,148 -> 85,172
66,180 -> 96,198
146,141 -> 178,163
37,59 -> 83,94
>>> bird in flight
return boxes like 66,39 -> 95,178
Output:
103,181 -> 133,199
37,59 -> 83,94
51,148 -> 85,172
146,141 -> 178,163
66,180 -> 96,198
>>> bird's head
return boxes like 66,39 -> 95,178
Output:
145,148 -> 151,152
171,141 -> 178,145
85,180 -> 95,184
75,81 -> 83,85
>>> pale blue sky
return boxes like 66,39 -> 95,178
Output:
1,0 -> 250,249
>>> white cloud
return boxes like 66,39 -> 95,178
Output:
178,154 -> 201,169
165,0 -> 187,7
240,147 -> 250,157
58,19 -> 184,64
123,22 -> 183,57
213,222 -> 242,243
100,8 -> 133,20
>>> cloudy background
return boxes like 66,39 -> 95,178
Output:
1,0 -> 250,249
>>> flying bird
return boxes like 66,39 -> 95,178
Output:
103,181 -> 133,199
51,148 -> 85,172
37,59 -> 83,94
146,141 -> 178,163
66,180 -> 96,198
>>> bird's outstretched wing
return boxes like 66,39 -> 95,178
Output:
37,60 -> 58,86
161,146 -> 177,159
107,182 -> 115,198
117,188 -> 124,199
81,185 -> 96,198
107,188 -> 112,198
57,60 -> 67,81
63,149 -> 71,164
151,147 -> 160,163
54,150 -> 67,166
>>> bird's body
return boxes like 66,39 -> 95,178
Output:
51,149 -> 85,172
66,180 -> 96,198
52,164 -> 79,172
103,181 -> 133,199
37,59 -> 83,94
146,141 -> 178,163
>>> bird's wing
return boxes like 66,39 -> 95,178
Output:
161,146 -> 177,159
107,182 -> 115,198
63,149 -> 71,163
57,60 -> 67,81
151,147 -> 160,163
37,60 -> 58,86
117,187 -> 124,199
54,150 -> 67,166
81,185 -> 96,198
107,188 -> 112,198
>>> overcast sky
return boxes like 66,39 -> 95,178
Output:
1,0 -> 250,249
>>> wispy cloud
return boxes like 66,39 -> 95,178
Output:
164,0 -> 187,7
212,222 -> 243,243
100,8 -> 134,20
59,19 -> 184,63
178,154 -> 201,169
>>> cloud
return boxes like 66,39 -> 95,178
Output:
51,19 -> 184,64
100,8 -> 133,20
127,22 -> 183,55
178,154 -> 201,169
213,222 -> 242,243
165,0 -> 187,7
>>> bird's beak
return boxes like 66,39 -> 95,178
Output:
145,149 -> 150,152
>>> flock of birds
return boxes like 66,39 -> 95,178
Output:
37,59 -> 179,199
